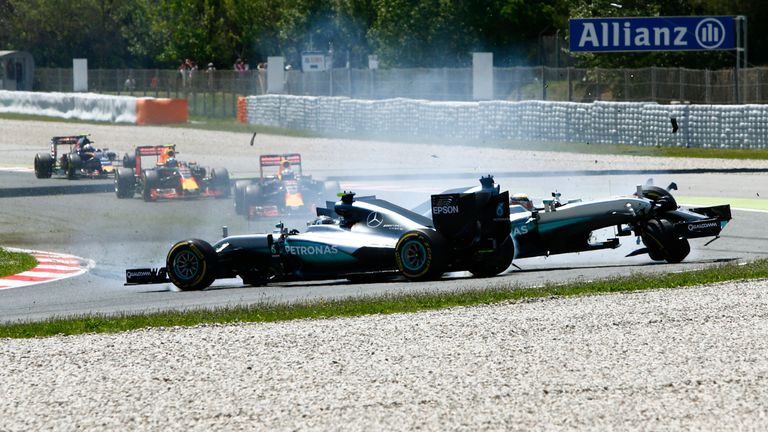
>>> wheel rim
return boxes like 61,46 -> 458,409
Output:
173,249 -> 200,280
401,240 -> 428,272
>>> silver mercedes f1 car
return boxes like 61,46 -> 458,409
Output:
126,176 -> 514,290
507,184 -> 731,264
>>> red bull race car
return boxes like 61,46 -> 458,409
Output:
233,153 -> 340,218
114,145 -> 230,201
34,135 -> 119,179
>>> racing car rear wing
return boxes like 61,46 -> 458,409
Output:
51,135 -> 90,146
136,144 -> 176,156
260,153 -> 302,177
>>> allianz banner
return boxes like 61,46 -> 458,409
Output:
569,16 -> 735,52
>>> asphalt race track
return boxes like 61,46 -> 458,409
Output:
1,119 -> 767,323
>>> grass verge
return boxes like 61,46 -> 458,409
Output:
0,248 -> 37,278
3,112 -> 768,161
1,258 -> 766,339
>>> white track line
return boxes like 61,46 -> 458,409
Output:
0,166 -> 33,173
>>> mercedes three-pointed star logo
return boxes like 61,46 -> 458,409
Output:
366,211 -> 383,227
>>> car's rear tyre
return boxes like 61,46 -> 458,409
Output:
34,153 -> 53,179
234,180 -> 251,215
166,239 -> 218,291
395,229 -> 447,281
115,167 -> 135,198
642,186 -> 678,212
123,153 -> 136,169
642,219 -> 691,263
142,169 -> 159,202
211,168 -> 230,198
468,237 -> 515,278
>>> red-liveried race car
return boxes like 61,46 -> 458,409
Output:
233,153 -> 339,218
114,144 -> 230,201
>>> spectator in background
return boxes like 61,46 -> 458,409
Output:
235,58 -> 248,79
178,59 -> 190,88
205,62 -> 216,89
123,76 -> 136,92
188,60 -> 198,86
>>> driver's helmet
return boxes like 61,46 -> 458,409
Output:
82,143 -> 95,153
165,157 -> 178,168
280,160 -> 294,179
510,193 -> 534,210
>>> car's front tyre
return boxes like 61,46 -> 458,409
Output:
166,239 -> 218,291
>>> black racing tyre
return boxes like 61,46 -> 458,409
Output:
115,167 -> 136,198
468,237 -> 515,278
642,219 -> 691,264
211,168 -> 231,198
34,152 -> 53,179
234,180 -> 251,215
244,184 -> 263,207
166,239 -> 218,291
395,229 -> 447,281
123,153 -> 136,169
142,169 -> 159,202
65,154 -> 82,179
642,186 -> 678,212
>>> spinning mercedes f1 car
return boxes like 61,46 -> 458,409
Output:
507,184 -> 731,264
126,176 -> 513,290
114,144 -> 230,201
233,153 -> 340,218
34,135 -> 119,179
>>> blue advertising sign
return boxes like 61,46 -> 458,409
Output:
569,16 -> 735,52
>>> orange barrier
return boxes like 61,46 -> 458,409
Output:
136,98 -> 188,125
237,96 -> 248,123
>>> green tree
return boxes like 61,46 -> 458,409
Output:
0,0 -> 134,68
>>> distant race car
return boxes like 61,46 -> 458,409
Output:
34,135 -> 118,179
506,184 -> 731,264
233,153 -> 340,218
114,144 -> 230,201
126,176 -> 513,290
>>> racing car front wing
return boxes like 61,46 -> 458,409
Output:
125,268 -> 169,285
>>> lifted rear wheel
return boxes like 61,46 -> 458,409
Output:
166,239 -> 218,291
642,219 -> 690,263
642,186 -> 678,212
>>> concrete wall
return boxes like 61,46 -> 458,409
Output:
0,90 -> 137,123
0,91 -> 189,124
243,95 -> 768,149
